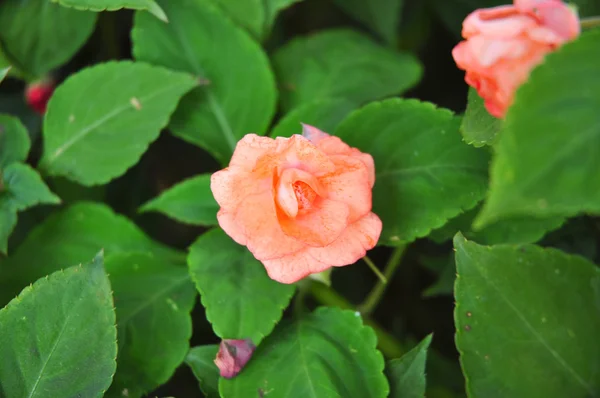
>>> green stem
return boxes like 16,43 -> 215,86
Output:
581,16 -> 600,30
358,244 -> 407,316
308,280 -> 405,358
363,255 -> 387,284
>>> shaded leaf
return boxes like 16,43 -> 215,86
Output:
387,334 -> 432,398
0,199 -> 17,254
132,0 -> 277,164
1,163 -> 60,211
220,307 -> 389,397
0,253 -> 117,398
273,29 -> 421,112
39,61 -> 198,186
0,67 -> 9,84
186,345 -> 220,398
333,0 -> 403,44
139,174 -> 218,226
336,99 -> 489,245
105,253 -> 196,397
460,88 -> 502,147
270,98 -> 356,138
0,114 -> 31,168
188,229 -> 295,344
51,0 -> 168,22
0,0 -> 96,76
454,233 -> 600,397
474,25 -> 600,227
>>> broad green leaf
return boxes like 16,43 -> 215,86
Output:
51,0 -> 168,22
476,29 -> 600,228
186,345 -> 220,398
104,253 -> 196,397
270,98 -> 356,138
0,67 -> 9,84
132,0 -> 277,165
0,114 -> 31,168
333,0 -> 403,44
0,201 -> 182,303
0,253 -> 117,398
189,229 -> 295,344
0,0 -> 96,77
460,88 -> 502,147
39,61 -> 198,186
273,29 -> 421,112
336,99 -> 489,245
454,234 -> 600,397
139,174 -> 218,226
387,334 -> 432,398
1,163 -> 60,211
429,204 -> 565,245
220,307 -> 389,397
0,198 -> 17,254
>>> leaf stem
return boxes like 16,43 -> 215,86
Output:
581,16 -> 600,30
358,244 -> 407,315
363,255 -> 387,284
308,280 -> 405,358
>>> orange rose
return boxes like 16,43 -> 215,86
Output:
211,125 -> 382,284
452,0 -> 580,118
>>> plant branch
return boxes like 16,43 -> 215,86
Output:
581,16 -> 600,30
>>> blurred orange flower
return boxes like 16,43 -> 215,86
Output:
211,125 -> 382,284
452,0 -> 579,118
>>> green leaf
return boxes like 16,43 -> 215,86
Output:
220,307 -> 389,397
139,174 -> 218,226
273,29 -> 421,112
186,345 -> 220,398
336,99 -> 489,245
0,0 -> 96,77
132,0 -> 277,165
188,229 -> 295,344
429,204 -> 565,245
0,253 -> 117,398
0,201 -> 182,304
104,253 -> 196,397
333,0 -> 403,44
39,61 -> 198,186
460,88 -> 502,147
0,114 -> 31,168
454,233 -> 600,397
1,163 -> 60,211
0,199 -> 17,254
475,29 -> 600,228
421,254 -> 455,297
387,334 -> 432,398
270,98 -> 356,138
51,0 -> 168,22
0,67 -> 9,84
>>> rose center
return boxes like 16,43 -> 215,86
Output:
293,181 -> 317,211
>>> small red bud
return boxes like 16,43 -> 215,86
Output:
25,79 -> 55,115
214,338 -> 255,379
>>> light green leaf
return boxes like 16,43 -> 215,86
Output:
104,253 -> 196,397
0,201 -> 182,304
273,29 -> 421,112
429,204 -> 565,245
0,67 -> 9,84
270,98 -> 356,138
0,114 -> 31,168
1,163 -> 60,211
474,26 -> 600,227
186,345 -> 220,398
132,0 -> 277,165
0,199 -> 17,254
139,174 -> 218,226
39,61 -> 198,186
51,0 -> 168,22
336,99 -> 489,245
0,0 -> 96,77
0,253 -> 117,398
460,88 -> 502,147
454,233 -> 600,397
220,307 -> 389,397
333,0 -> 403,44
188,229 -> 295,344
387,334 -> 432,398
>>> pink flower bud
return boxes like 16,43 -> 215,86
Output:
214,339 -> 255,379
25,79 -> 55,115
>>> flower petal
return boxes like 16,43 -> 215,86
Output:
261,249 -> 331,284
